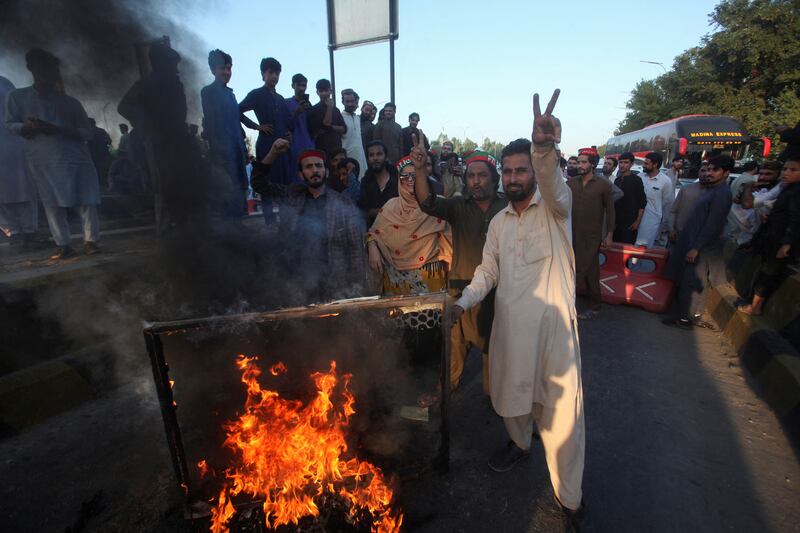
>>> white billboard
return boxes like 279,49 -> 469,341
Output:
328,0 -> 397,50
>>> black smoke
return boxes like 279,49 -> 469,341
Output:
0,0 -> 209,133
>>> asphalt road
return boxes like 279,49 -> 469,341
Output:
1,302 -> 798,532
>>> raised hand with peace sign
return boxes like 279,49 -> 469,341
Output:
410,130 -> 433,205
410,131 -> 427,170
532,89 -> 562,146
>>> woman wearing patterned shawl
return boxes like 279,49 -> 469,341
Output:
367,156 -> 453,294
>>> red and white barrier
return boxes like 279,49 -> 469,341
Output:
597,243 -> 675,313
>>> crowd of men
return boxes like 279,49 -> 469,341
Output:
542,143 -> 800,331
2,45 -> 800,532
558,146 -> 799,328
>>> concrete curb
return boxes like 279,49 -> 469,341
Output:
0,358 -> 93,436
707,282 -> 800,418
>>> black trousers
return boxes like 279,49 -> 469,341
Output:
676,250 -> 725,320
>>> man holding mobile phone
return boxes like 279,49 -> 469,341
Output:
285,73 -> 314,171
307,79 -> 347,159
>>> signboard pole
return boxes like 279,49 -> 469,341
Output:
327,0 -> 398,105
389,37 -> 395,104
326,0 -> 336,97
329,47 -> 336,99
389,0 -> 397,103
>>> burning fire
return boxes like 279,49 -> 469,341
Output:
206,355 -> 403,532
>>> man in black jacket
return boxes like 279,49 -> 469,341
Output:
251,139 -> 365,302
663,155 -> 733,329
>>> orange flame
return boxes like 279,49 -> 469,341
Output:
269,361 -> 287,376
198,459 -> 209,478
206,355 -> 402,532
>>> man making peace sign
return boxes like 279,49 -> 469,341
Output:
451,90 -> 585,529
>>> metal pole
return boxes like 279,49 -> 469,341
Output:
639,60 -> 667,74
389,37 -> 396,103
145,332 -> 191,500
329,47 -> 336,99
326,0 -> 337,96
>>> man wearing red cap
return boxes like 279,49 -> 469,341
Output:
411,136 -> 506,394
250,139 -> 366,301
567,148 -> 615,319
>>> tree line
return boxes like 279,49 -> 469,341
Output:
617,0 -> 799,155
430,132 -> 506,159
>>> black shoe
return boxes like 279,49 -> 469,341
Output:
50,246 -> 76,260
556,497 -> 585,533
84,241 -> 101,255
661,317 -> 693,330
488,440 -> 529,472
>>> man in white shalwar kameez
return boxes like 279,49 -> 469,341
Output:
635,151 -> 673,248
5,49 -> 100,260
340,89 -> 367,180
0,76 -> 38,245
452,90 -> 585,529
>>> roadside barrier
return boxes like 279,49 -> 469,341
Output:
597,242 -> 675,313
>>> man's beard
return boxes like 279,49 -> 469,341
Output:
305,174 -> 325,188
369,161 -> 384,171
566,167 -> 578,177
470,187 -> 490,201
505,183 -> 533,202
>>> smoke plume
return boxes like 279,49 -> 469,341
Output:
0,0 -> 209,136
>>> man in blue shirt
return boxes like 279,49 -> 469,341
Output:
285,73 -> 314,171
239,57 -> 292,184
201,49 -> 248,217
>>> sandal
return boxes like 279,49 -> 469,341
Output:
737,304 -> 762,316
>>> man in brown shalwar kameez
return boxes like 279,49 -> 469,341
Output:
567,147 -> 615,319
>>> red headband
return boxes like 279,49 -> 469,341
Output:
466,154 -> 497,167
578,147 -> 598,157
396,156 -> 415,173
298,149 -> 326,163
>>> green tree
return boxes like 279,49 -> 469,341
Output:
433,133 -> 506,158
462,138 -> 477,153
618,0 -> 800,156
617,79 -> 671,133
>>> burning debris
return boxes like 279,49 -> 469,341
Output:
203,356 -> 403,533
143,295 -> 449,531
